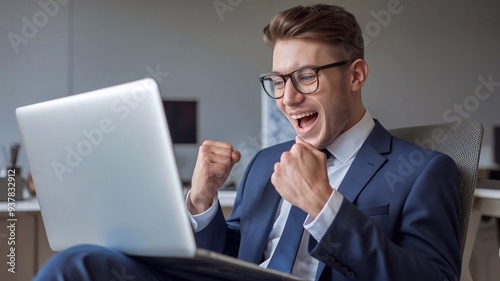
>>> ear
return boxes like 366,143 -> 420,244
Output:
349,59 -> 368,92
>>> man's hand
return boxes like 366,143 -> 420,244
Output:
188,140 -> 241,214
271,136 -> 332,218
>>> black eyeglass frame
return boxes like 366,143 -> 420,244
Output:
259,60 -> 350,99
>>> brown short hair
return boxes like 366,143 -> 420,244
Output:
263,4 -> 364,60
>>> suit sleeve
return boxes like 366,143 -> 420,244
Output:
309,153 -> 461,281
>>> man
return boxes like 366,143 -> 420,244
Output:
35,4 -> 461,281
189,4 -> 460,280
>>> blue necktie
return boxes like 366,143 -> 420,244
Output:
267,205 -> 307,273
321,148 -> 333,159
267,148 -> 332,273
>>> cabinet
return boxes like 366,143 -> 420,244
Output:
0,199 -> 55,281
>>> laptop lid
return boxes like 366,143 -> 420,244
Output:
16,78 -> 196,257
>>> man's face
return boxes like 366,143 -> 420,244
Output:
272,38 -> 358,149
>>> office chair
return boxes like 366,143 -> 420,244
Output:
389,121 -> 484,281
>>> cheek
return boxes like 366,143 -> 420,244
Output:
318,99 -> 334,122
318,100 -> 341,131
275,100 -> 284,113
275,100 -> 295,124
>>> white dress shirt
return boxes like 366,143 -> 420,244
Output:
189,111 -> 375,280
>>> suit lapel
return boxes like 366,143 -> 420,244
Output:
337,121 -> 391,203
315,121 -> 392,280
238,179 -> 281,263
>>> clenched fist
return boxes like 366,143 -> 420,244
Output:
188,140 -> 241,214
271,136 -> 332,218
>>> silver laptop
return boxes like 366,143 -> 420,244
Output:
16,78 -> 304,281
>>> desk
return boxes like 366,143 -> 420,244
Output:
462,180 -> 500,281
0,197 -> 40,212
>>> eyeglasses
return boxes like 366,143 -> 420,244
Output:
259,60 -> 349,99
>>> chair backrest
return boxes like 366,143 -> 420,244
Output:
389,121 -> 484,257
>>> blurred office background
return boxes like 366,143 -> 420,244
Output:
0,0 -> 499,279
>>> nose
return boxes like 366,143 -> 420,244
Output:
282,79 -> 304,106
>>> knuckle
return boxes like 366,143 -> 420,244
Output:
201,140 -> 213,146
280,151 -> 292,162
221,142 -> 233,150
199,143 -> 210,153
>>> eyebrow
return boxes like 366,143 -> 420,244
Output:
270,64 -> 319,75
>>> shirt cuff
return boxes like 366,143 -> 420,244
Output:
304,190 -> 344,241
186,190 -> 219,232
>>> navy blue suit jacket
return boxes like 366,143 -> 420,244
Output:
195,121 -> 461,281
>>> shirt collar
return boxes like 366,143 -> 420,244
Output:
324,111 -> 375,164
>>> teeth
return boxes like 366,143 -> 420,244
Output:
291,111 -> 316,120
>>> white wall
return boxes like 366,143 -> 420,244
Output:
1,0 -> 499,185
356,0 -> 500,168
1,0 -> 70,178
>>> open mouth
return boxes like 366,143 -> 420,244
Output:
291,111 -> 318,129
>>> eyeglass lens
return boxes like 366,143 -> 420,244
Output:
262,68 -> 319,98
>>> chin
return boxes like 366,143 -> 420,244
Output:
298,136 -> 320,148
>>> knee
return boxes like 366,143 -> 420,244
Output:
35,244 -> 130,281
